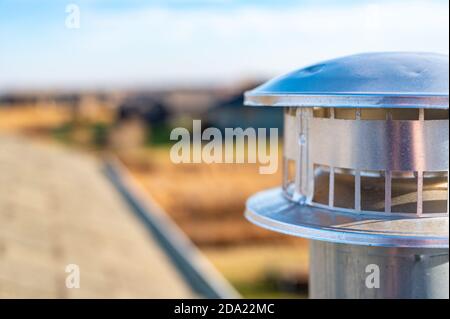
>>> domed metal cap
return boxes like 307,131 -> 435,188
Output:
245,52 -> 449,109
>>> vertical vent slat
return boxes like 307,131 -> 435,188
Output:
385,171 -> 392,213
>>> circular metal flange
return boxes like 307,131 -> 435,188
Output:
245,188 -> 449,248
244,52 -> 449,109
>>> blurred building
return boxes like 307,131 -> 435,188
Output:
117,95 -> 170,126
205,92 -> 283,132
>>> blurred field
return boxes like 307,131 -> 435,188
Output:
119,147 -> 295,246
0,105 -> 71,135
203,245 -> 308,298
0,103 -> 309,298
0,103 -> 114,147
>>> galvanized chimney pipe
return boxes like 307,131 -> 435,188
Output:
244,52 -> 449,299
310,242 -> 448,299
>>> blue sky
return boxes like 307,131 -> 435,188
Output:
0,0 -> 449,91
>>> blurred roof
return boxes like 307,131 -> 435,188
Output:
0,136 -> 196,298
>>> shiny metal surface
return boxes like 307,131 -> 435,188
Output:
245,188 -> 449,248
244,52 -> 449,298
282,109 -> 449,217
245,52 -> 449,109
283,110 -> 299,160
309,118 -> 449,172
309,241 -> 449,299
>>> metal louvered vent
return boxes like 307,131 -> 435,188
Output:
282,107 -> 449,217
244,52 -> 449,299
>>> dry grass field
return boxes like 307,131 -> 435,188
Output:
0,104 -> 71,135
0,104 -> 309,298
119,148 -> 292,246
0,103 -> 114,145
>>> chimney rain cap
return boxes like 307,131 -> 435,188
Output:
244,52 -> 449,109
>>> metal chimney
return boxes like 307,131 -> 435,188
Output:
244,52 -> 449,299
